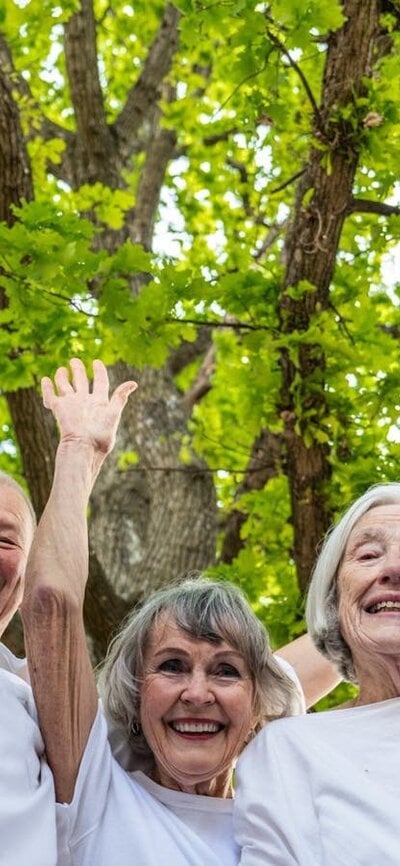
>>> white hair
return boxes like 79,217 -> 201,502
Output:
306,482 -> 400,681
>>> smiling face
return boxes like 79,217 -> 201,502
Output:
338,503 -> 400,679
139,615 -> 255,797
0,484 -> 35,636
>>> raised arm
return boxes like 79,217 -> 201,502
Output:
277,633 -> 341,708
21,359 -> 136,803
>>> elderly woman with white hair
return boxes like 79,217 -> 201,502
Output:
21,358 -> 339,866
234,482 -> 400,866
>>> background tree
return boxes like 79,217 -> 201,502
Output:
1,0 -> 400,687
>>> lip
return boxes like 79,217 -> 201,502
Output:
167,717 -> 225,737
364,593 -> 400,614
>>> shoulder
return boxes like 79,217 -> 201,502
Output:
238,710 -> 326,772
0,642 -> 28,678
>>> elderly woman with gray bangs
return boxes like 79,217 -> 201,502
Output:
21,359 -> 339,866
235,482 -> 400,866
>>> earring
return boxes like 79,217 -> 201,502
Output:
131,720 -> 141,737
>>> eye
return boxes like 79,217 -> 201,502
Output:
0,537 -> 18,548
357,548 -> 381,561
215,663 -> 241,678
158,658 -> 185,674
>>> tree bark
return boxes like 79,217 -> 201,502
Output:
278,0 -> 381,591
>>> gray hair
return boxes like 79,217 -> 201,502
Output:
98,576 -> 301,773
306,482 -> 400,683
0,471 -> 36,533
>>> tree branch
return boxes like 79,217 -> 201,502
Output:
270,168 -> 306,194
113,3 -> 180,163
64,0 -> 117,185
182,344 -> 216,412
347,197 -> 400,217
253,220 -> 288,261
266,28 -> 321,120
0,35 -> 34,221
131,122 -> 177,249
168,327 -> 213,376
219,428 -> 283,564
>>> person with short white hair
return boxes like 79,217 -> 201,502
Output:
235,482 -> 400,866
21,357 -> 339,866
0,473 -> 56,866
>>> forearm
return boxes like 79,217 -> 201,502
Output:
23,441 -> 104,605
21,358 -> 136,802
21,441 -> 103,802
277,633 -> 341,708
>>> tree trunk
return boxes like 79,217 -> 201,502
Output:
278,0 -> 381,591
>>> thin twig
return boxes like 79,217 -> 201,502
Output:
270,168 -> 306,194
266,28 -> 321,120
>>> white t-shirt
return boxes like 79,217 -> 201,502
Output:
134,770 -> 238,866
57,706 -> 230,866
0,643 -> 57,866
57,659 -> 304,866
234,696 -> 400,866
0,642 -> 28,679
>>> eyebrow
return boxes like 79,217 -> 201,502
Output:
152,646 -> 244,660
346,528 -> 386,555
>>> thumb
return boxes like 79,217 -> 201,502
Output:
110,380 -> 138,410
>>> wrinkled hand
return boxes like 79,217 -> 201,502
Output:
41,358 -> 137,456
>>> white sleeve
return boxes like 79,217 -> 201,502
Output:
275,655 -> 306,714
234,723 -> 318,866
0,670 -> 57,866
0,642 -> 29,681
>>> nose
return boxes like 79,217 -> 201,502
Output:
180,670 -> 215,706
380,550 -> 400,583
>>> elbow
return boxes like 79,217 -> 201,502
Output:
21,581 -> 83,629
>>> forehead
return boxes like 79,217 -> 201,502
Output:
146,613 -> 237,656
0,484 -> 34,542
347,504 -> 400,544
354,503 -> 400,531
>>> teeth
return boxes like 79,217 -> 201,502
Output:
368,600 -> 400,613
171,722 -> 221,733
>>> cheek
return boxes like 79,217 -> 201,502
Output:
0,551 -> 25,585
229,684 -> 254,735
140,678 -> 171,727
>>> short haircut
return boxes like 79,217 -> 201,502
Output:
98,575 -> 302,773
306,482 -> 400,682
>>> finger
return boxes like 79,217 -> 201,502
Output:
91,359 -> 110,400
41,377 -> 56,409
110,381 -> 138,412
54,366 -> 74,396
69,358 -> 89,394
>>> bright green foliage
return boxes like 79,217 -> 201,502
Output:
1,0 -> 400,703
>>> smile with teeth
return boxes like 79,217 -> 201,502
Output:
366,600 -> 400,613
169,721 -> 224,734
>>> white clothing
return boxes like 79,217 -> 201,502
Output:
0,641 -> 28,679
134,770 -> 238,866
234,696 -> 400,866
275,655 -> 306,714
65,655 -> 303,866
0,643 -> 57,866
57,706 -> 231,866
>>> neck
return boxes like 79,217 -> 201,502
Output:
353,653 -> 400,706
150,766 -> 233,798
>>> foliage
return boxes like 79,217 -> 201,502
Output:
1,0 -> 400,702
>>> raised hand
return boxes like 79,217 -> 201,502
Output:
41,358 -> 137,457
